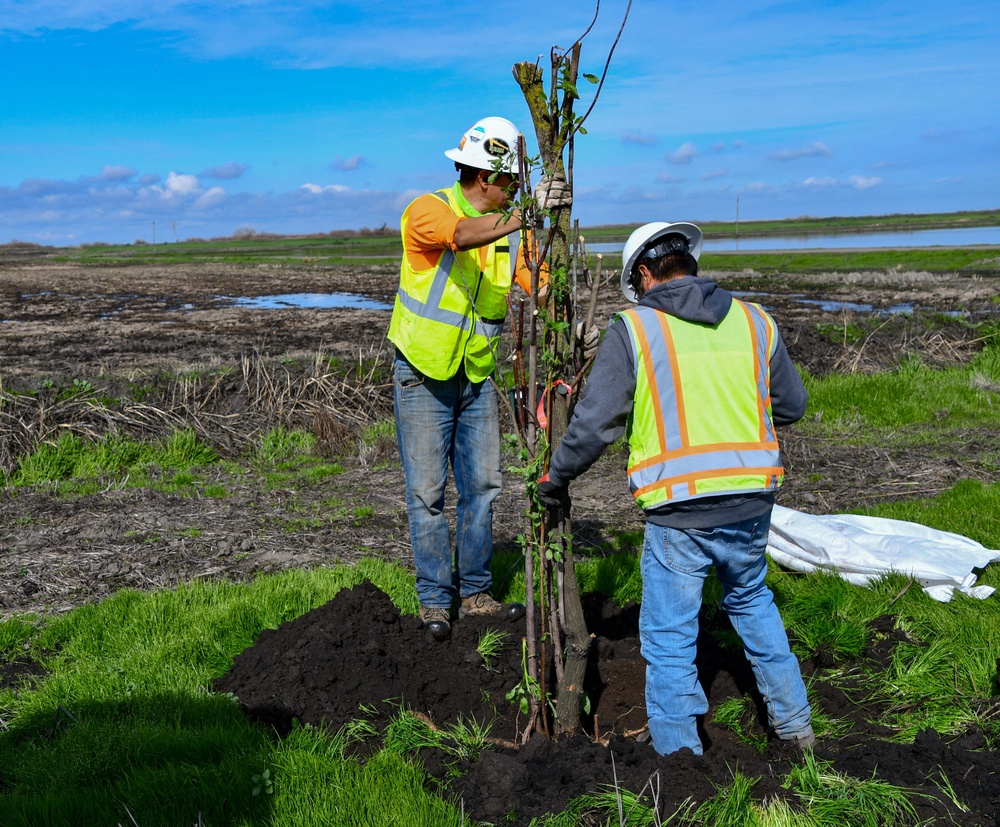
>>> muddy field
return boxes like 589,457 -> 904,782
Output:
2,254 -> 1000,822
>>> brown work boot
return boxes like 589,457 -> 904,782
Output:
459,592 -> 526,621
419,606 -> 451,641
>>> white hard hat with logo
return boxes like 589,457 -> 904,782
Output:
444,116 -> 521,174
620,221 -> 704,302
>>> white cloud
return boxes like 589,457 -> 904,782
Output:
329,155 -> 367,171
667,142 -> 698,165
194,186 -> 226,208
165,172 -> 200,196
701,168 -> 728,181
801,175 -> 883,190
301,183 -> 351,194
770,142 -> 833,161
0,170 -> 406,245
849,175 -> 882,190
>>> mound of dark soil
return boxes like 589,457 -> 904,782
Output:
213,580 -> 1000,825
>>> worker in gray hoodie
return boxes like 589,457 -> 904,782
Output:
538,221 -> 815,755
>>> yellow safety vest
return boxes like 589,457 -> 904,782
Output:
620,300 -> 784,509
387,183 -> 519,383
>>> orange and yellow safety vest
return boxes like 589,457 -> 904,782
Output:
619,300 -> 784,509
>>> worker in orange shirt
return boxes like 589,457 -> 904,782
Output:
388,116 -> 552,640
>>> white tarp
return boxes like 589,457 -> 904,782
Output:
767,505 -> 1000,602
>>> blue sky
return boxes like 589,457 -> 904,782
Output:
2,0 -> 997,246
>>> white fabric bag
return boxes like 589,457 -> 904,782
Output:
767,505 -> 1000,602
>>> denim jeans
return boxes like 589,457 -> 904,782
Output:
640,511 -> 813,755
393,353 -> 502,609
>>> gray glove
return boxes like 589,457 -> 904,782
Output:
534,173 -> 572,211
576,322 -> 600,362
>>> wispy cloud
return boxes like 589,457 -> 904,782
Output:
701,168 -> 728,181
329,155 -> 367,172
194,187 -> 226,209
622,132 -> 657,146
667,142 -> 698,165
201,162 -> 250,180
302,183 -> 351,194
802,177 -> 839,188
802,175 -> 883,190
770,142 -> 833,161
849,175 -> 882,190
98,165 -> 136,182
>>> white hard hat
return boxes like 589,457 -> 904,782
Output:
444,116 -> 520,174
620,221 -> 704,302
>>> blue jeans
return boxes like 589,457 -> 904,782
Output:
393,353 -> 502,610
640,512 -> 813,755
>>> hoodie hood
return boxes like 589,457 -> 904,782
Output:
638,276 -> 732,325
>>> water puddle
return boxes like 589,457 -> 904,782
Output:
225,293 -> 392,311
730,290 -> 967,317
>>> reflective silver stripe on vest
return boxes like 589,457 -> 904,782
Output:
394,246 -> 473,333
630,447 -> 783,492
740,301 -> 778,443
394,191 -> 471,333
629,308 -> 684,452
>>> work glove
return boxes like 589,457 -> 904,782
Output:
576,322 -> 600,362
534,173 -> 572,212
536,473 -> 570,509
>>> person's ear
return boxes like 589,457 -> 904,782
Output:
637,262 -> 653,288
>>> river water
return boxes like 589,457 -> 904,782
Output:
224,225 -> 999,311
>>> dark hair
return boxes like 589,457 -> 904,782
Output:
456,163 -> 481,185
645,251 -> 699,280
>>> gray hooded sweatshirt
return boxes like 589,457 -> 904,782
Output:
547,275 -> 808,529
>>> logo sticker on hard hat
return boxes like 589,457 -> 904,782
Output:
468,126 -> 485,144
485,137 -> 510,157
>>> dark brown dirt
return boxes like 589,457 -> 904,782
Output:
211,580 -> 1000,824
3,255 -> 1000,822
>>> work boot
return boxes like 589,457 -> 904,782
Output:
780,730 -> 817,751
459,592 -> 526,621
419,606 -> 451,641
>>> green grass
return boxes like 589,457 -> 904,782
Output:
4,429 -> 219,494
49,232 -> 404,267
2,538 -> 998,823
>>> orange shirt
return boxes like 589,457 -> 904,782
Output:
403,193 -> 543,295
